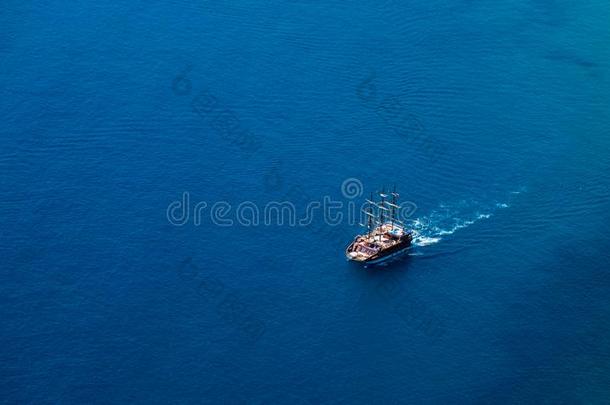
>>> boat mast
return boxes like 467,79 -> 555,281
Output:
367,192 -> 373,238
379,186 -> 386,225
390,184 -> 397,230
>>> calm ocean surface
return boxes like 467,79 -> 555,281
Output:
2,1 -> 610,403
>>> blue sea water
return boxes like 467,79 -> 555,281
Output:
2,1 -> 610,403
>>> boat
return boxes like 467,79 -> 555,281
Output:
345,186 -> 413,266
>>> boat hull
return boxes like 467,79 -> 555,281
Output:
362,238 -> 412,265
362,243 -> 411,265
346,235 -> 412,266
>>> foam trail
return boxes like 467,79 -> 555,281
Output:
413,236 -> 441,246
407,198 -> 512,247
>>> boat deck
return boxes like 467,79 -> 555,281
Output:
346,224 -> 406,262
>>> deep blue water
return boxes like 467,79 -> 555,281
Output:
2,1 -> 610,403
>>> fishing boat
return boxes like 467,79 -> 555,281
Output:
345,186 -> 413,266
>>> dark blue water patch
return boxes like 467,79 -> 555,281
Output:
2,0 -> 610,403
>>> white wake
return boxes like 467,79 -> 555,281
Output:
406,199 -> 513,247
